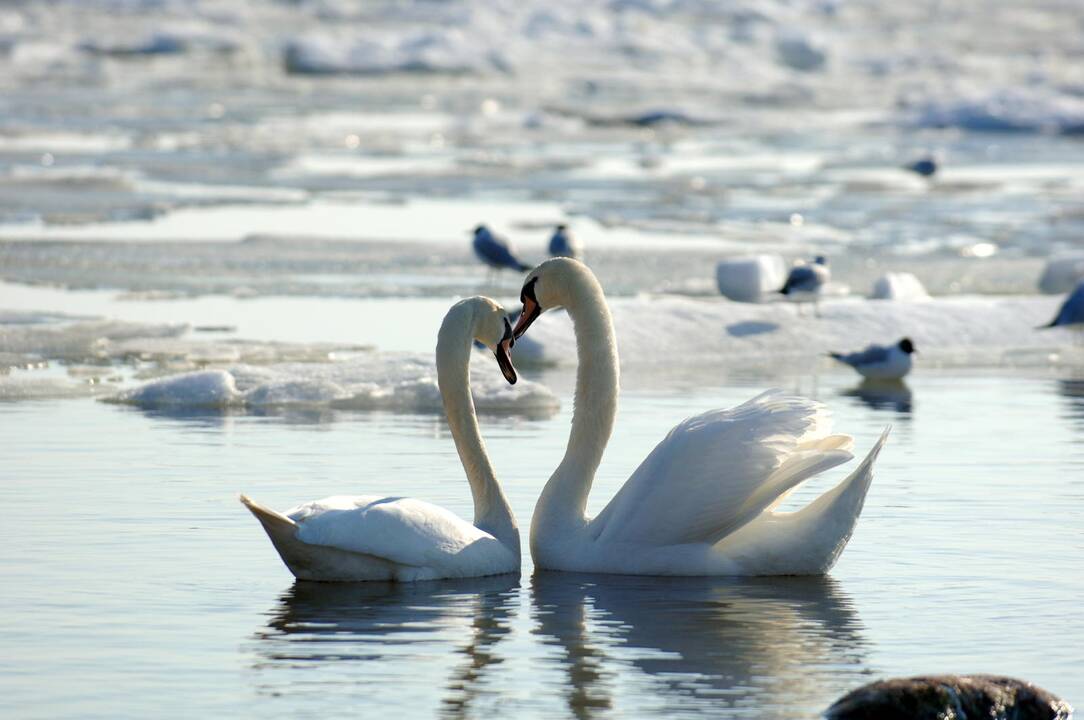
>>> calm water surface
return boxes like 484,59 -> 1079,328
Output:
2,371 -> 1082,718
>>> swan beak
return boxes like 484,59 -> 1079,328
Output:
495,336 -> 517,385
513,296 -> 541,339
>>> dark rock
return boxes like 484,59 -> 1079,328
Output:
825,675 -> 1073,720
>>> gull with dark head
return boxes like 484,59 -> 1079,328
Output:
830,338 -> 916,380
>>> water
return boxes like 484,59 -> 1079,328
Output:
2,370 -> 1083,718
3,0 -> 1084,715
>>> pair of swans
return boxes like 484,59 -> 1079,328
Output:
242,259 -> 888,581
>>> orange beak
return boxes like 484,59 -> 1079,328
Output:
513,296 -> 541,340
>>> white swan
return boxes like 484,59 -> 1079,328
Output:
240,297 -> 521,581
512,258 -> 889,576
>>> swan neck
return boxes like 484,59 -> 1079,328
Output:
536,269 -> 619,529
436,309 -> 519,552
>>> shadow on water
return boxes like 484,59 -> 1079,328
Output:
840,379 -> 913,415
253,575 -> 520,716
530,572 -> 867,719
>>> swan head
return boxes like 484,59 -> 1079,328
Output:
512,257 -> 588,339
470,297 -> 519,385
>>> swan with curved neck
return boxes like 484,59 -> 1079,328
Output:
240,297 -> 521,581
513,258 -> 888,575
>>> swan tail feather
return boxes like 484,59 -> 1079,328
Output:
239,494 -> 400,581
239,493 -> 297,541
784,426 -> 890,571
718,427 -> 890,575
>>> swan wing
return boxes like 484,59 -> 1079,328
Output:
592,390 -> 854,547
288,495 -> 498,569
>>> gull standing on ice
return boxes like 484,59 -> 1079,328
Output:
830,338 -> 916,380
548,224 -> 583,261
473,225 -> 529,284
780,256 -> 830,315
1041,280 -> 1084,328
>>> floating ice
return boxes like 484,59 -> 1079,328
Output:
514,293 -> 1074,369
715,255 -> 786,303
0,313 -> 186,363
0,374 -> 112,401
913,88 -> 1084,135
113,369 -> 241,408
108,350 -> 559,417
870,273 -> 929,302
283,30 -> 502,76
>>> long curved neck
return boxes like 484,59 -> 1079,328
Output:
533,270 -> 620,534
436,309 -> 519,554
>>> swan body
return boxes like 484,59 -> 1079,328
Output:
830,338 -> 915,380
513,258 -> 887,576
242,297 -> 521,581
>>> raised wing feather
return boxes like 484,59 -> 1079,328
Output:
288,495 -> 495,569
592,390 -> 854,547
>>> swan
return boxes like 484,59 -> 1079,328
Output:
512,258 -> 889,576
240,297 -> 521,582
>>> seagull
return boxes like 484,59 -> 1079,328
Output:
830,338 -> 915,380
1041,280 -> 1084,328
548,224 -> 583,261
779,255 -> 830,315
905,156 -> 938,178
472,225 -> 529,282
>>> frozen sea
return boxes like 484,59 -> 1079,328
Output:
2,0 -> 1084,717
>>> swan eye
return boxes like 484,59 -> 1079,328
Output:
521,277 -> 539,306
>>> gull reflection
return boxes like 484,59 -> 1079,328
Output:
531,572 -> 866,719
252,575 -> 519,715
1056,378 -> 1084,429
840,379 -> 913,414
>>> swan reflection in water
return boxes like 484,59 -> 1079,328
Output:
253,575 -> 519,716
840,379 -> 913,414
252,573 -> 867,718
531,572 -> 867,719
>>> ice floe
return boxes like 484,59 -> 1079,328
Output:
512,293 -> 1079,370
108,351 -> 559,417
